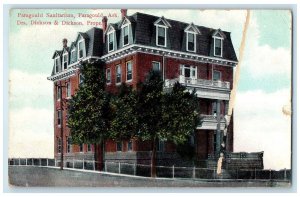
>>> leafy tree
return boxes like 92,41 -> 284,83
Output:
67,62 -> 111,170
110,83 -> 138,141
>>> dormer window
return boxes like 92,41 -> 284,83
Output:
184,23 -> 200,53
214,37 -> 222,57
107,31 -> 115,52
154,17 -> 171,48
123,25 -> 129,46
54,56 -> 60,73
212,29 -> 225,57
62,52 -> 68,70
71,48 -> 76,63
187,32 -> 196,52
156,26 -> 166,47
78,40 -> 84,59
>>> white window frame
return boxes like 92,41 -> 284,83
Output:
186,32 -> 196,53
213,36 -> 223,57
126,61 -> 133,82
156,25 -> 167,47
128,141 -> 133,152
66,81 -> 71,98
122,23 -> 130,47
107,30 -> 115,53
71,48 -> 76,63
79,144 -> 84,153
62,52 -> 68,71
180,65 -> 197,79
116,141 -> 122,152
213,70 -> 222,81
106,68 -> 111,84
116,64 -> 122,85
87,144 -> 92,152
54,56 -> 60,73
152,61 -> 161,71
77,38 -> 85,60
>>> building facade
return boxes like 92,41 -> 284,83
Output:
48,10 -> 238,168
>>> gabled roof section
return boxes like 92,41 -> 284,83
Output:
62,47 -> 70,53
52,50 -> 62,59
184,23 -> 201,34
75,32 -> 89,43
70,42 -> 76,50
105,24 -> 117,34
154,16 -> 172,28
212,29 -> 226,39
119,16 -> 132,28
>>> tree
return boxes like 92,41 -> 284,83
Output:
136,71 -> 199,177
67,62 -> 111,170
110,83 -> 138,141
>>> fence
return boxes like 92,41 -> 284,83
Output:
8,158 -> 291,180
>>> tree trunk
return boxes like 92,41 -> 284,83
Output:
94,140 -> 104,171
151,139 -> 157,177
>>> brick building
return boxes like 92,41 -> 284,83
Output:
48,10 -> 238,168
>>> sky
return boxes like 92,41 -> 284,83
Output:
8,9 -> 292,170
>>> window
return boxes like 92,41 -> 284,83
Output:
106,68 -> 111,84
123,25 -> 129,46
126,61 -> 132,81
79,144 -> 84,152
108,32 -> 114,52
66,82 -> 71,98
180,65 -> 197,78
71,49 -> 76,63
152,61 -> 161,71
56,86 -> 61,100
79,74 -> 84,85
213,132 -> 217,152
57,138 -> 62,154
78,40 -> 84,59
57,110 -> 62,126
87,144 -> 92,152
67,137 -> 72,153
213,71 -> 221,81
55,57 -> 60,73
187,32 -> 196,52
116,65 -> 121,84
156,140 -> 164,152
128,141 -> 132,151
214,37 -> 222,57
116,141 -> 122,152
156,26 -> 166,47
62,53 -> 68,70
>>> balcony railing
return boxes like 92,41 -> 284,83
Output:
165,75 -> 230,90
198,114 -> 226,130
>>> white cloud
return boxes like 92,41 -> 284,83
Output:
9,107 -> 54,158
234,89 -> 291,170
241,14 -> 291,77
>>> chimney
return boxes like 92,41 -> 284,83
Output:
121,9 -> 127,18
102,16 -> 108,43
62,38 -> 68,48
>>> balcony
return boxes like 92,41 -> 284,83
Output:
197,114 -> 226,130
164,75 -> 231,100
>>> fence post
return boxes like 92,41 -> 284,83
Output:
172,165 -> 175,179
93,160 -> 95,171
83,159 -> 85,170
39,158 -> 41,167
105,161 -> 107,172
19,157 -> 21,166
26,158 -> 28,166
254,168 -> 256,180
55,158 -> 56,167
284,168 -> 287,180
193,166 -> 196,179
32,158 -> 34,166
73,158 -> 74,169
119,162 -> 121,174
269,169 -> 272,180
134,163 -> 136,176
46,159 -> 48,167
